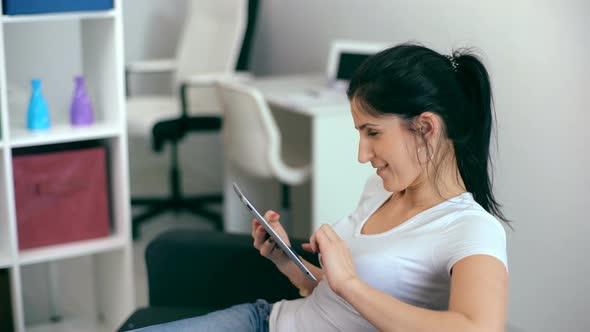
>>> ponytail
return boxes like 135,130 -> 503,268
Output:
454,52 -> 510,225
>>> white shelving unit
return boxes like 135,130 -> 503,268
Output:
0,1 -> 134,331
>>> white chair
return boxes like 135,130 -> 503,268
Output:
126,0 -> 251,132
126,0 -> 259,238
217,81 -> 311,231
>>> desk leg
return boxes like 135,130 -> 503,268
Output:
310,113 -> 373,232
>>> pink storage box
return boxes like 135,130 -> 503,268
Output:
12,145 -> 111,250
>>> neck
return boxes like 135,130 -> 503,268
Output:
398,159 -> 466,210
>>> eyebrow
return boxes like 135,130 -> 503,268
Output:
355,123 -> 379,130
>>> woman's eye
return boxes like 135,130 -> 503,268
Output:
368,131 -> 379,137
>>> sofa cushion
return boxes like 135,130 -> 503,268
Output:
118,306 -> 213,331
146,230 -> 319,308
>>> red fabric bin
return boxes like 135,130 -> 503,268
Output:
13,145 -> 111,250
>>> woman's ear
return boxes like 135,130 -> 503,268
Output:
415,112 -> 440,141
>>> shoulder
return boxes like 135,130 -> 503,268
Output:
435,195 -> 508,275
444,209 -> 506,243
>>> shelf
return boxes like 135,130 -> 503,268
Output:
18,235 -> 126,265
0,254 -> 12,269
1,3 -> 134,329
9,121 -> 121,148
2,10 -> 116,24
27,317 -> 112,332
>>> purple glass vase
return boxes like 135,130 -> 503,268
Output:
70,75 -> 94,126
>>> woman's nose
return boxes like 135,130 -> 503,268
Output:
358,138 -> 373,164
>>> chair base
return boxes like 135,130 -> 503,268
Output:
131,194 -> 223,239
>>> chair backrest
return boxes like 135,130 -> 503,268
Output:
217,81 -> 281,179
236,0 -> 260,72
175,0 -> 248,85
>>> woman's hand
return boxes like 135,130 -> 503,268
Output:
251,210 -> 291,268
302,224 -> 359,296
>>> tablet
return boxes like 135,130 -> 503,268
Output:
233,183 -> 318,282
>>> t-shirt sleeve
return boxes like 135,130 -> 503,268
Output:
354,174 -> 387,210
442,214 -> 508,275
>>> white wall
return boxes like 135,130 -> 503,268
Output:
124,1 -> 590,331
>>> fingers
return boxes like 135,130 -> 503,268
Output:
259,236 -> 278,257
251,219 -> 261,239
309,233 -> 318,253
264,210 -> 280,223
318,224 -> 338,242
309,224 -> 340,253
251,219 -> 260,237
252,221 -> 269,249
309,227 -> 326,253
252,218 -> 281,257
252,211 -> 286,259
301,243 -> 313,252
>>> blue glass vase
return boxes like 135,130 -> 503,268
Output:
27,79 -> 50,130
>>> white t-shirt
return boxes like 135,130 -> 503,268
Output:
269,174 -> 508,331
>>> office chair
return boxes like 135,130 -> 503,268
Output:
126,0 -> 259,238
217,81 -> 311,233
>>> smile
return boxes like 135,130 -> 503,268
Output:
375,165 -> 388,174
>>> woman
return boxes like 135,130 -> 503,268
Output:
134,42 -> 509,332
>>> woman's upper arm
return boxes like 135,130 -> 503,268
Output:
448,254 -> 509,332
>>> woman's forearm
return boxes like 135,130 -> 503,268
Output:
277,258 -> 323,296
340,279 -> 489,332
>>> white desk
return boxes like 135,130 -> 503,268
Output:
223,74 -> 373,237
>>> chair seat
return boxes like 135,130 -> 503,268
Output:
127,91 -> 222,136
152,117 -> 222,151
270,155 -> 311,186
127,96 -> 180,136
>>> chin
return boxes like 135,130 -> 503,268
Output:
380,175 -> 408,193
380,177 -> 397,193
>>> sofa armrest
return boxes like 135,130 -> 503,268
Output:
145,229 -> 319,310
